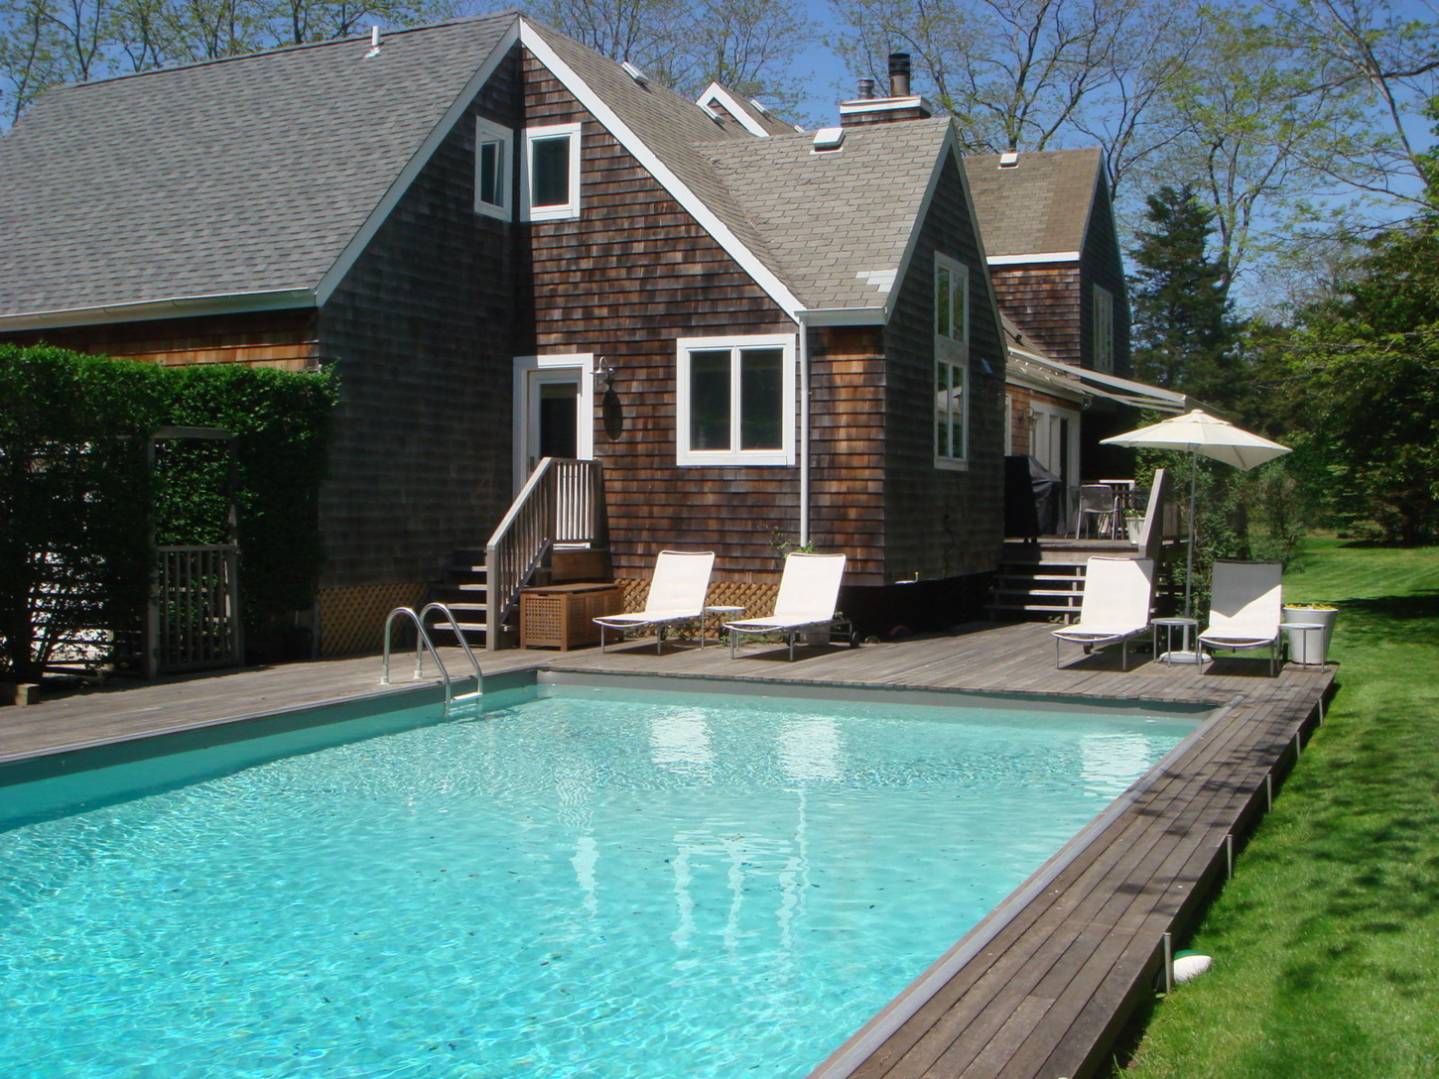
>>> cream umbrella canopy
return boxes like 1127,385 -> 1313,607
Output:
1101,410 -> 1291,632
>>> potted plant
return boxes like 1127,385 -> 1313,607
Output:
1124,512 -> 1144,543
1282,602 -> 1338,665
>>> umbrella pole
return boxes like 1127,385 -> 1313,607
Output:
1185,449 -> 1197,620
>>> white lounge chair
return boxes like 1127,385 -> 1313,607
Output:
724,552 -> 847,660
593,549 -> 714,653
1198,560 -> 1283,675
1052,556 -> 1155,671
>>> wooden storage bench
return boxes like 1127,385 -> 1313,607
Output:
520,582 -> 622,650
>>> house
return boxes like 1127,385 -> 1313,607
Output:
963,148 -> 1190,496
0,15 -> 1010,653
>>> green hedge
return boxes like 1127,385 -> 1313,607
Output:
0,344 -> 336,680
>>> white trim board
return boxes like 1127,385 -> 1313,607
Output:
987,251 -> 1080,265
696,82 -> 769,138
519,19 -> 804,322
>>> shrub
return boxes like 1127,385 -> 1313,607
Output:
0,345 -> 336,679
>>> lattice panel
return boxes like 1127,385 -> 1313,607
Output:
318,582 -> 425,656
614,578 -> 780,640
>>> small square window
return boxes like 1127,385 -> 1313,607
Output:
676,335 -> 796,466
474,117 -> 512,221
521,122 -> 582,222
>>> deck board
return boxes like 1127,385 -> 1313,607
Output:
0,622 -> 1332,1079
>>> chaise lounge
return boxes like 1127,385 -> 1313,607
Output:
724,552 -> 847,661
1197,560 -> 1284,675
1052,556 -> 1155,671
593,549 -> 715,653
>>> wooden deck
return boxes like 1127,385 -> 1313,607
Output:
0,622 -> 1333,1079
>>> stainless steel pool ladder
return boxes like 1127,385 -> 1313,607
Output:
381,604 -> 483,712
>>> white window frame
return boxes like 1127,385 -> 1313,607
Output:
1092,283 -> 1115,372
934,252 -> 970,470
675,333 -> 796,466
520,121 -> 583,222
474,116 -> 513,221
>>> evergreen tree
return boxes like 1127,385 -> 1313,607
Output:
1128,184 -> 1240,408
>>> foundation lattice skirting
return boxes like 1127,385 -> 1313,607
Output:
318,582 -> 426,656
617,578 -> 781,638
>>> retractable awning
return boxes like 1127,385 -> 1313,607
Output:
1007,345 -> 1193,414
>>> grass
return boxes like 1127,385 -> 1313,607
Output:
1115,536 -> 1439,1078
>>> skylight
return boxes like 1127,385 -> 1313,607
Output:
812,127 -> 845,152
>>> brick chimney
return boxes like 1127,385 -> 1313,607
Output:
839,52 -> 933,127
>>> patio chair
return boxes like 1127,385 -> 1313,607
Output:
724,552 -> 847,661
593,549 -> 714,653
1052,556 -> 1155,671
1073,484 -> 1118,540
1197,560 -> 1283,675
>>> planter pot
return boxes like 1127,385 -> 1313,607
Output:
1283,606 -> 1338,665
1125,515 -> 1143,543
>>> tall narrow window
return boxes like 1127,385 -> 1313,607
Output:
521,122 -> 583,222
1093,283 -> 1115,372
676,335 -> 796,466
474,117 -> 512,220
934,252 -> 970,467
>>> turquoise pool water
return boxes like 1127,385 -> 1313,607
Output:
0,685 -> 1195,1077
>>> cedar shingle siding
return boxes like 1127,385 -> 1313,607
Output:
883,156 -> 1004,581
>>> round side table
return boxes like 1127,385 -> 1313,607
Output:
701,605 -> 745,648
1151,616 -> 1201,665
1280,621 -> 1326,666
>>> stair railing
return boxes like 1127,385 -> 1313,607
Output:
485,457 -> 607,650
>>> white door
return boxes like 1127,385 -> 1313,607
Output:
513,355 -> 594,493
1030,403 -> 1081,523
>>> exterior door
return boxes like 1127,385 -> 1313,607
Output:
513,355 -> 594,493
1030,403 -> 1081,523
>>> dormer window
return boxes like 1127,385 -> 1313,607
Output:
522,122 -> 583,222
474,117 -> 512,221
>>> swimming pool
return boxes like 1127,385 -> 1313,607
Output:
0,679 -> 1200,1077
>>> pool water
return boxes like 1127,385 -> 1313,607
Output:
0,686 -> 1193,1077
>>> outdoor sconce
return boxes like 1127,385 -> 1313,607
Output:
596,356 -> 623,441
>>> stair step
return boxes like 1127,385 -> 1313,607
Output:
992,602 -> 1085,614
993,588 -> 1082,599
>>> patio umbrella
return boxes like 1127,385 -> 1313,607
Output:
1101,410 -> 1290,654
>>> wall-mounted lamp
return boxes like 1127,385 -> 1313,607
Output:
597,356 -> 623,441
592,356 -> 616,391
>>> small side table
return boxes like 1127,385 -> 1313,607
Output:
701,605 -> 745,648
1152,616 -> 1201,665
1280,621 -> 1326,666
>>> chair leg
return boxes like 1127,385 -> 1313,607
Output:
600,625 -> 606,653
1121,638 -> 1129,671
788,632 -> 796,661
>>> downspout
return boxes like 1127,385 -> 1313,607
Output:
797,311 -> 811,546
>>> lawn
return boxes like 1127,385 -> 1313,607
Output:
1117,537 -> 1439,1078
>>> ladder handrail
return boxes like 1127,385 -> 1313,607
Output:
381,606 -> 457,711
418,602 -> 484,697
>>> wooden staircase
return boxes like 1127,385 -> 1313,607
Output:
989,540 -> 1139,623
425,547 -> 496,648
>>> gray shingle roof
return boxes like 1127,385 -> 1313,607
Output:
961,148 -> 1101,258
702,119 -> 953,310
523,22 -> 793,292
0,14 -> 516,318
0,13 -> 960,321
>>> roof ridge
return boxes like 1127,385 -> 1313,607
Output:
42,10 -> 520,96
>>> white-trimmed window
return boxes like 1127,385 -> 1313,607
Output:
676,334 -> 795,466
934,253 -> 970,467
474,117 -> 512,220
521,121 -> 582,222
1093,283 -> 1115,372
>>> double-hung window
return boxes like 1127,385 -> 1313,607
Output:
1092,283 -> 1115,372
474,117 -> 512,220
676,334 -> 795,466
521,121 -> 582,222
934,253 -> 970,468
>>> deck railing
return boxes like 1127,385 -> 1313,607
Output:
485,458 -> 607,650
148,543 -> 243,675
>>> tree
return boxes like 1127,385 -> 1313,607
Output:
527,0 -> 814,117
1278,102 -> 1439,544
826,0 -> 1199,195
1129,184 -> 1241,406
